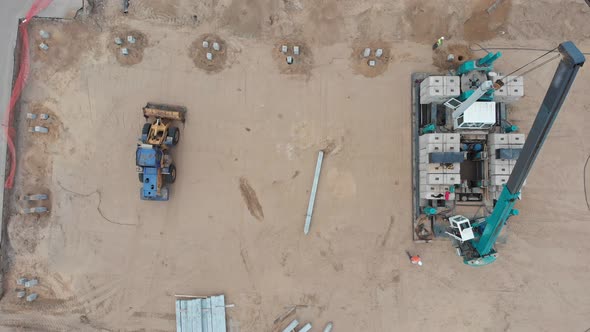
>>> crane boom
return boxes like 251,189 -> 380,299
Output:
461,41 -> 585,266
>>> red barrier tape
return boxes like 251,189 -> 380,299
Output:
4,0 -> 53,188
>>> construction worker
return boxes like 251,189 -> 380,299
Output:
432,36 -> 444,50
406,251 -> 423,266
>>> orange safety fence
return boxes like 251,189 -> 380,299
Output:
3,0 -> 53,188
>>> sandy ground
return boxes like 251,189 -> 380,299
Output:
0,0 -> 590,331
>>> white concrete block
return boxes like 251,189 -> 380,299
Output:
444,173 -> 461,185
508,86 -> 524,97
443,143 -> 460,153
488,133 -> 508,145
505,75 -> 524,86
420,76 -> 444,89
444,85 -> 460,97
425,174 -> 444,185
444,76 -> 460,87
508,134 -> 525,145
419,134 -> 444,144
203,41 -> 209,48
443,163 -> 460,173
495,86 -> 508,96
421,86 -> 445,97
375,48 -> 383,58
491,175 -> 509,186
490,157 -> 510,166
293,46 -> 300,55
443,133 -> 460,144
490,164 -> 510,175
281,45 -> 288,53
422,143 -> 443,153
368,60 -> 376,67
206,52 -> 213,61
213,42 -> 221,51
421,184 -> 444,193
419,163 -> 444,173
363,48 -> 371,57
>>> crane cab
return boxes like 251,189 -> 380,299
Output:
446,215 -> 475,242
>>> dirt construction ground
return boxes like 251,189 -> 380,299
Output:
1,0 -> 590,331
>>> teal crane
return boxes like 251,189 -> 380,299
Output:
455,41 -> 585,266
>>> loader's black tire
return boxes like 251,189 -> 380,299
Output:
142,123 -> 151,136
165,164 -> 176,184
168,127 -> 180,146
138,173 -> 144,183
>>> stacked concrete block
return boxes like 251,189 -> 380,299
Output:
423,173 -> 444,185
508,133 -> 525,145
418,133 -> 462,200
419,133 -> 443,145
490,175 -> 509,185
490,163 -> 510,175
420,76 -> 460,104
443,134 -> 461,154
443,163 -> 460,173
495,75 -> 524,103
444,76 -> 460,97
444,133 -> 460,144
488,133 -> 525,192
420,76 -> 444,89
488,133 -> 508,146
444,173 -> 461,185
424,143 -> 443,153
418,163 -> 444,173
420,86 -> 445,105
420,184 -> 454,200
504,75 -> 523,85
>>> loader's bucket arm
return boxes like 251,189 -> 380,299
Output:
143,103 -> 187,123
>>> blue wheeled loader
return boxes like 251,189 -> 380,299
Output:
136,103 -> 186,201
